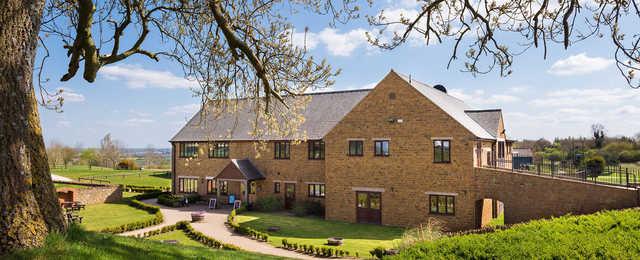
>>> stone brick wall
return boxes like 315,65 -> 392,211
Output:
56,183 -> 122,204
173,140 -> 325,205
472,167 -> 638,226
323,71 -> 481,231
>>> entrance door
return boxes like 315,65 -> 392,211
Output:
356,191 -> 381,224
285,183 -> 296,209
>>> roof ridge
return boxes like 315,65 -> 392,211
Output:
302,88 -> 373,96
465,109 -> 502,113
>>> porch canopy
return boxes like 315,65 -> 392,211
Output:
215,159 -> 265,203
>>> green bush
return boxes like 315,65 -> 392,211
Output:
116,159 -> 139,170
391,208 -> 640,259
253,196 -> 284,212
619,150 -> 640,163
157,194 -> 183,207
292,200 -> 325,217
585,156 -> 606,178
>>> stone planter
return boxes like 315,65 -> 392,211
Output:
327,237 -> 343,246
191,211 -> 205,222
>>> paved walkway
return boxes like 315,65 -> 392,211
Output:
51,174 -> 73,182
121,199 -> 316,259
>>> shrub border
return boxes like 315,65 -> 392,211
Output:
136,221 -> 239,250
227,209 -> 269,242
97,192 -> 167,234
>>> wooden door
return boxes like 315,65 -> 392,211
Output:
285,183 -> 296,209
356,191 -> 381,224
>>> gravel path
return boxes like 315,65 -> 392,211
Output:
120,199 -> 317,259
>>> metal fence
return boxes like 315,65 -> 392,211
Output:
485,157 -> 640,188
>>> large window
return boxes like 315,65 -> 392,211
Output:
206,179 -> 216,194
308,183 -> 325,198
179,142 -> 199,158
209,142 -> 229,158
178,177 -> 198,193
274,182 -> 281,193
348,140 -> 363,156
374,140 -> 390,156
219,180 -> 228,195
497,141 -> 505,159
429,194 -> 455,215
433,140 -> 451,163
274,141 -> 290,159
308,140 -> 325,160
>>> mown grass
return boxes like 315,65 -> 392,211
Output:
79,201 -> 156,231
148,230 -> 204,248
5,225 -> 286,260
235,212 -> 403,257
393,208 -> 640,259
52,165 -> 171,187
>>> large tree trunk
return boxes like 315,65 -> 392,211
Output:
0,0 -> 66,254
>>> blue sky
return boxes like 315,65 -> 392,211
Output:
37,1 -> 640,148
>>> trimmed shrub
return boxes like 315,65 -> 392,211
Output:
619,150 -> 640,163
253,196 -> 284,212
292,200 -> 325,217
98,198 -> 163,234
140,221 -> 238,250
116,159 -> 139,170
370,246 -> 387,259
157,194 -> 183,207
585,155 -> 606,178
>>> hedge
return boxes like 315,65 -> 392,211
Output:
227,209 -> 269,242
281,239 -> 350,258
137,221 -> 239,250
97,192 -> 166,234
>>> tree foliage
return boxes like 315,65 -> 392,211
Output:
367,0 -> 640,88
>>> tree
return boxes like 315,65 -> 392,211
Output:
79,148 -> 98,170
61,146 -> 76,169
99,134 -> 122,169
592,124 -> 606,149
46,141 -> 64,168
367,1 -> 640,88
143,145 -> 161,169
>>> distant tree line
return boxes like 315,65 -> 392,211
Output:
46,133 -> 169,170
515,124 -> 640,167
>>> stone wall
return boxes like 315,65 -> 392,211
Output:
472,167 -> 639,226
56,182 -> 122,204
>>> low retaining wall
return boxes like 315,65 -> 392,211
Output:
56,181 -> 123,204
473,167 -> 639,225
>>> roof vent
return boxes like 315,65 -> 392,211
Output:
433,84 -> 447,93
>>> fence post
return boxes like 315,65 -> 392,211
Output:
626,168 -> 630,188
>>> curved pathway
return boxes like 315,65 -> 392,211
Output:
121,199 -> 317,259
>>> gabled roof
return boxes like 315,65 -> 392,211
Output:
170,89 -> 371,142
394,72 -> 496,140
465,109 -> 502,138
216,159 -> 265,181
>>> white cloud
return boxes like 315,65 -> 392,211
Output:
57,88 -> 85,103
530,87 -> 640,107
165,103 -> 201,116
56,120 -> 71,128
548,53 -> 614,76
291,29 -> 319,51
449,88 -> 520,106
101,64 -> 198,89
291,28 -> 369,56
126,118 -> 154,124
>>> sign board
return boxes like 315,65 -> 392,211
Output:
208,198 -> 217,209
233,200 -> 242,209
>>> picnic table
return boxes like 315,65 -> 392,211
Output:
61,201 -> 86,211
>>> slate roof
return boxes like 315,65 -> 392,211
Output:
231,159 -> 265,181
513,148 -> 534,157
465,109 -> 502,138
395,72 -> 497,140
170,89 -> 371,142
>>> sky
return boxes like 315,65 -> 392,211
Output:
37,1 -> 640,148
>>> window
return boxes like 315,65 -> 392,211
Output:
249,181 -> 257,195
219,180 -> 228,195
433,140 -> 451,163
308,183 -> 325,198
374,140 -> 390,156
429,194 -> 455,215
206,179 -> 216,194
178,177 -> 198,193
209,142 -> 229,158
348,140 -> 363,156
274,182 -> 281,193
308,140 -> 325,160
179,142 -> 199,158
497,141 -> 505,159
274,141 -> 290,159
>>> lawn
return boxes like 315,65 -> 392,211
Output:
79,201 -> 156,231
6,225 -> 286,260
52,165 -> 171,188
393,208 -> 640,259
235,212 -> 404,257
148,230 -> 204,248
